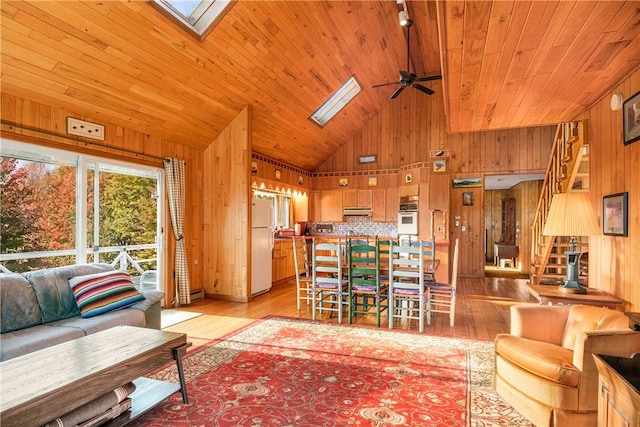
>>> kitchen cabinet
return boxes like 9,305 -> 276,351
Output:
272,239 -> 295,283
320,189 -> 343,222
429,174 -> 450,211
343,189 -> 372,208
357,189 -> 372,207
342,189 -> 357,207
385,187 -> 399,222
308,191 -> 321,222
293,194 -> 308,222
372,189 -> 386,221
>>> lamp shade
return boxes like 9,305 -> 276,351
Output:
542,192 -> 600,237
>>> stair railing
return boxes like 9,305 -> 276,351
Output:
530,121 -> 586,283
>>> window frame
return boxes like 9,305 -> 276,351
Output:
0,139 -> 164,279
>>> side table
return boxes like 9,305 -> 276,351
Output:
526,284 -> 624,311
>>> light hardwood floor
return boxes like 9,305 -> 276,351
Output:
162,276 -> 536,348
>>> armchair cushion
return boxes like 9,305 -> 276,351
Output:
495,334 -> 579,387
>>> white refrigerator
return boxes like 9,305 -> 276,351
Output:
251,199 -> 274,296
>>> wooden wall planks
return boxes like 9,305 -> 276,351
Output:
203,106 -> 251,301
316,82 -> 554,174
589,66 -> 640,312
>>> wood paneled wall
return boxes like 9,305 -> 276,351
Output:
0,94 -> 205,307
450,184 -> 484,277
317,81 -> 554,174
251,154 -> 310,194
203,106 -> 251,301
588,66 -> 640,311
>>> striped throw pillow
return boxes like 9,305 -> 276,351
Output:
69,270 -> 144,318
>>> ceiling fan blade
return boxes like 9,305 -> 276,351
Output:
390,85 -> 406,99
413,83 -> 435,95
371,81 -> 401,89
415,74 -> 443,82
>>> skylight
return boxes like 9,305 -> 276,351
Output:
310,76 -> 362,127
153,0 -> 232,40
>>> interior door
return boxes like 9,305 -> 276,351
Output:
450,186 -> 484,277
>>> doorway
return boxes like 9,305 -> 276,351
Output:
484,174 -> 544,279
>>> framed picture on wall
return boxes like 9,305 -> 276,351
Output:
603,192 -> 628,236
624,91 -> 640,145
463,192 -> 474,206
433,159 -> 447,173
452,178 -> 482,188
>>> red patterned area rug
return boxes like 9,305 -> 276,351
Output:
132,316 -> 531,426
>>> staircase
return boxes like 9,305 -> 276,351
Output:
530,120 -> 590,284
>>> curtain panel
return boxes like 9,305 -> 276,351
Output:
164,158 -> 191,306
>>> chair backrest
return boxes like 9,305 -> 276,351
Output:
450,238 -> 460,288
561,305 -> 630,350
389,241 -> 424,292
292,236 -> 310,282
312,240 -> 343,287
411,238 -> 436,272
347,241 -> 380,288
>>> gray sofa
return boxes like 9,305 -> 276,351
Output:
0,263 -> 164,361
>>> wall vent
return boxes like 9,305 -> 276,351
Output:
67,117 -> 105,141
190,288 -> 205,301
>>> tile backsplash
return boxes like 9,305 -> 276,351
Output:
308,216 -> 397,237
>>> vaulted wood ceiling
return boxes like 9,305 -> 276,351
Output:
2,1 -> 639,171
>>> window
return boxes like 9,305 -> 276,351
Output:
153,0 -> 232,39
254,190 -> 291,230
0,140 -> 163,285
310,76 -> 362,127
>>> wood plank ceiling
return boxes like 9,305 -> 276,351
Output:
1,1 -> 639,171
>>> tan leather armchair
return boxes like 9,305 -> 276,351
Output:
493,304 -> 640,427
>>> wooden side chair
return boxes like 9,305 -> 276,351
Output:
376,238 -> 396,284
346,240 -> 387,326
411,238 -> 437,283
311,240 -> 349,323
425,238 -> 459,327
292,236 -> 313,311
388,242 -> 428,332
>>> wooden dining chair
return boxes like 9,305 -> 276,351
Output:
411,238 -> 437,283
388,241 -> 428,332
376,238 -> 396,283
425,238 -> 459,327
346,240 -> 387,326
292,236 -> 313,311
311,240 -> 349,323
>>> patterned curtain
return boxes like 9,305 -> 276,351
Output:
164,158 -> 191,306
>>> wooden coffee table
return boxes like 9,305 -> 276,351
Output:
0,325 -> 188,426
526,284 -> 624,311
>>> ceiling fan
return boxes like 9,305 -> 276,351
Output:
372,19 -> 442,99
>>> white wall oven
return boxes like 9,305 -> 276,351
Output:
398,195 -> 419,235
397,211 -> 418,235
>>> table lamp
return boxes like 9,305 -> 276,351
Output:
542,192 -> 600,294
